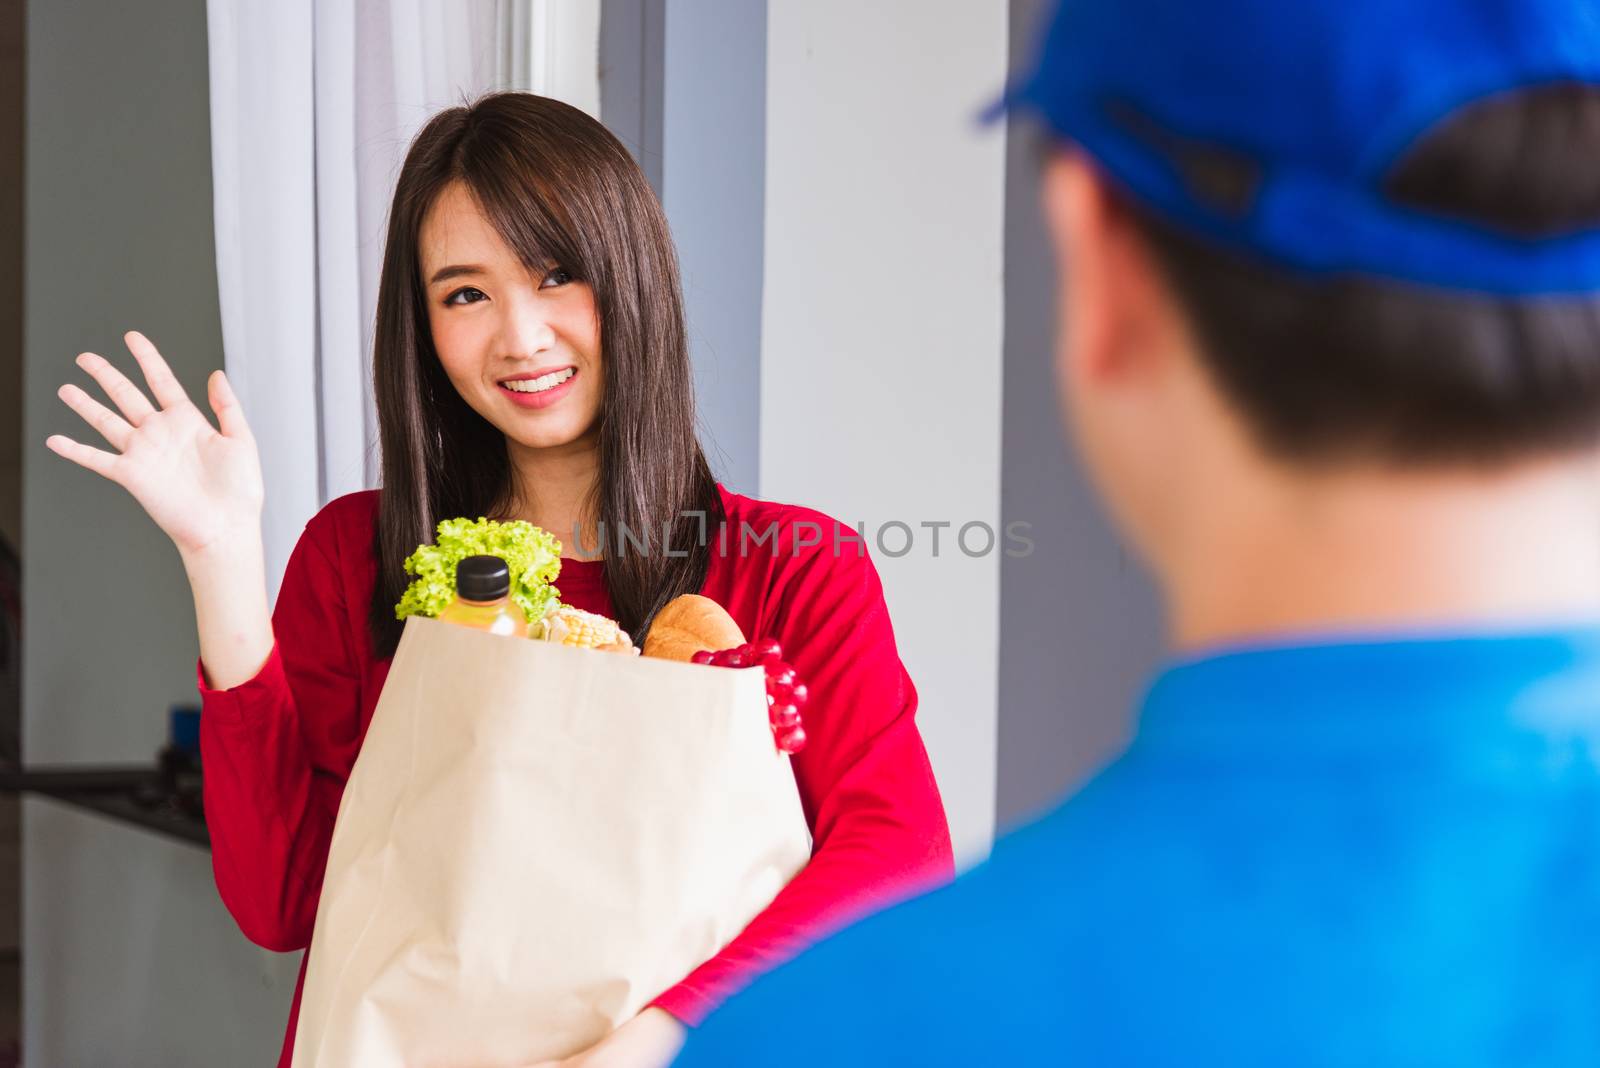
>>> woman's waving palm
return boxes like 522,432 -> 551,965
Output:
47,330 -> 264,557
48,329 -> 274,690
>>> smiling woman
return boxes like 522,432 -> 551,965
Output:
372,94 -> 715,640
47,91 -> 953,1068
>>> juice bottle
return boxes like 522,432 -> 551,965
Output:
437,555 -> 527,637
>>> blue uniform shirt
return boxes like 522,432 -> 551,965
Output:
676,627 -> 1600,1066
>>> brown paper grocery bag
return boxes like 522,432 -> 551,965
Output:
290,616 -> 811,1068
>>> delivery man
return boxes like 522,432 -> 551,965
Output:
674,0 -> 1600,1063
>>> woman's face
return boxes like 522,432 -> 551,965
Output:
420,181 -> 603,452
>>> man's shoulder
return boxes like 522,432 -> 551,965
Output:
677,796 -> 1135,1066
682,762 -> 1318,1066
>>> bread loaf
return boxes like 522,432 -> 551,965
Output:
642,594 -> 745,662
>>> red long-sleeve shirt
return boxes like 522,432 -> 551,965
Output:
197,483 -> 954,1067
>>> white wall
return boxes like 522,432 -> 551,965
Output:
995,0 -> 1164,829
661,0 -> 766,493
24,806 -> 294,1066
761,0 -> 1008,867
24,0 -> 301,1063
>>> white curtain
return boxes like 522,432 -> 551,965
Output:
205,0 -> 530,598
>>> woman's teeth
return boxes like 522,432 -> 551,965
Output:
503,368 -> 575,393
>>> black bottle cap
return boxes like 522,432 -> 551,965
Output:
455,555 -> 511,602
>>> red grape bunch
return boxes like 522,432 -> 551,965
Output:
691,637 -> 809,753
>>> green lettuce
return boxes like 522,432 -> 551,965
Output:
395,516 -> 563,625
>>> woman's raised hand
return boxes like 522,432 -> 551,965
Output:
46,331 -> 265,560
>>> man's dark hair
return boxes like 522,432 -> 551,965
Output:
1121,83 -> 1600,465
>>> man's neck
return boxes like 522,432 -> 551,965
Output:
1167,452 -> 1600,651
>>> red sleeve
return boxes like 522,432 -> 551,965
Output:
650,531 -> 955,1025
198,516 -> 363,952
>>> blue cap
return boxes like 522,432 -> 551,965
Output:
993,0 -> 1600,295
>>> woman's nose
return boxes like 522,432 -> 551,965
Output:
499,296 -> 557,354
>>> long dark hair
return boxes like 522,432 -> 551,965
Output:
367,92 -> 723,659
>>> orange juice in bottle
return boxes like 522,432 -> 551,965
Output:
437,555 -> 527,637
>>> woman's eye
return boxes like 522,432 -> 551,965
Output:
540,267 -> 573,289
445,287 -> 487,306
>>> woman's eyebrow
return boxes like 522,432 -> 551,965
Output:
428,264 -> 486,286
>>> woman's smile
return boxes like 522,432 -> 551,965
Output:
497,366 -> 579,409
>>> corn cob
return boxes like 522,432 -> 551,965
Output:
532,603 -> 630,650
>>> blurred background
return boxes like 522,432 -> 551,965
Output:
2,1 -> 1162,1063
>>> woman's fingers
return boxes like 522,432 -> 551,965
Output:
44,434 -> 121,482
56,382 -> 134,451
75,350 -> 157,425
207,369 -> 252,440
124,330 -> 191,411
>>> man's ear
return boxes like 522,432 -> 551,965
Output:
1042,148 -> 1174,390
